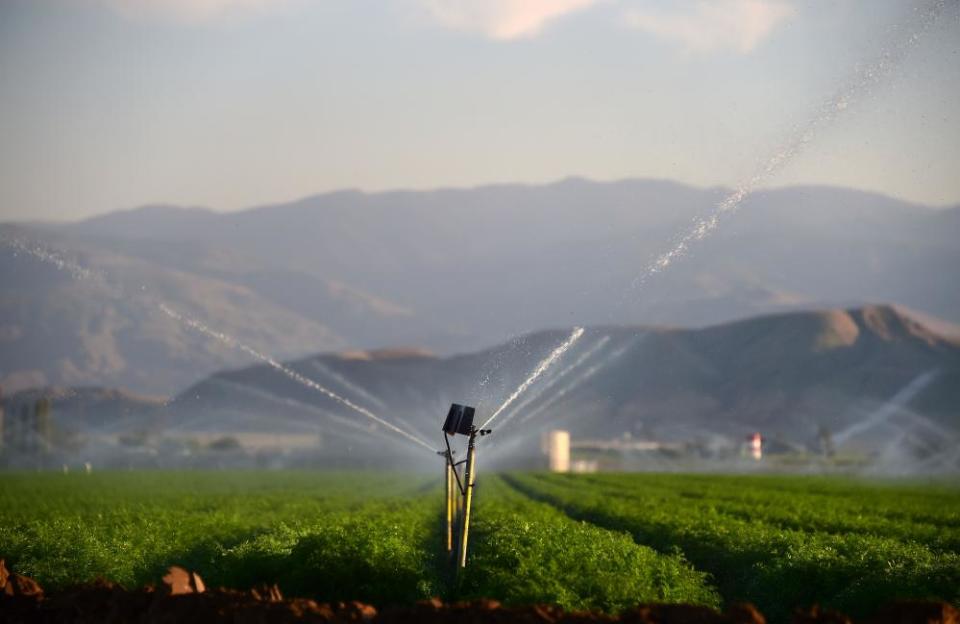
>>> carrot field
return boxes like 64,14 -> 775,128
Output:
1,471 -> 958,621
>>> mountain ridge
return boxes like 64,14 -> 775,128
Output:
59,178 -> 956,228
2,178 -> 959,396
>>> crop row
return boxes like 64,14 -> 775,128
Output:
506,473 -> 960,622
459,476 -> 721,612
619,473 -> 960,525
0,471 -> 440,600
577,473 -> 960,552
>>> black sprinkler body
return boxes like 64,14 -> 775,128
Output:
443,403 -> 475,436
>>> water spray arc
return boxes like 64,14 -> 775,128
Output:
479,327 -> 585,431
3,236 -> 435,456
308,360 -> 388,410
833,369 -> 941,447
157,303 -> 436,453
489,335 -> 611,435
484,336 -> 639,462
634,0 -> 950,287
207,378 -> 406,447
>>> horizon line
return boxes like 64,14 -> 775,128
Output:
5,175 -> 959,226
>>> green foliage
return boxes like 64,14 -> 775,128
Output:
458,477 -> 720,612
0,471 -> 439,604
2,469 -> 958,619
507,472 -> 960,622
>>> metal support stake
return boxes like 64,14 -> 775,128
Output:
457,427 -> 478,569
445,454 -> 455,553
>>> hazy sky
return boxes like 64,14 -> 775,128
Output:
1,0 -> 958,221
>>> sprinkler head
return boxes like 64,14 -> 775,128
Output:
443,403 -> 475,436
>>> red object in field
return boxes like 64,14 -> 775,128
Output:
747,432 -> 763,460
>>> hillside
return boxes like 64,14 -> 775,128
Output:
0,226 -> 407,394
160,305 -> 960,472
2,179 -> 959,395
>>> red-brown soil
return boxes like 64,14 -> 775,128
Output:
1,560 -> 956,624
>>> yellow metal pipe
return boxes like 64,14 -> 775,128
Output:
457,432 -> 477,568
445,459 -> 454,553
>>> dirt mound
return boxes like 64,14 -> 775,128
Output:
0,560 -> 43,600
1,560 -> 956,624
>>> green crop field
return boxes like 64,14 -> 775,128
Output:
1,471 -> 958,621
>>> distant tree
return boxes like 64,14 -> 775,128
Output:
207,436 -> 242,452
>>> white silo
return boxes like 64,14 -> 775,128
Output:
546,430 -> 570,472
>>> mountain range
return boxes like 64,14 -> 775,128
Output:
2,178 -> 958,396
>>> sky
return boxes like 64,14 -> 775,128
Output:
0,0 -> 958,222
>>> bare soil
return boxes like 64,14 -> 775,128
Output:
1,560 -> 956,624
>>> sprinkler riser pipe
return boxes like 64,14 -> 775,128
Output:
457,430 -> 478,569
445,460 -> 454,553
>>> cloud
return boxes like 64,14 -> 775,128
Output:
624,0 -> 795,54
421,0 -> 602,40
95,0 -> 293,24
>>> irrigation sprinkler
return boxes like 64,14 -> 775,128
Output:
440,403 -> 491,570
